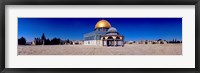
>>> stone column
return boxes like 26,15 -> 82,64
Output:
102,40 -> 104,46
114,40 -> 116,46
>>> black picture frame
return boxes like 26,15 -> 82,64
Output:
0,0 -> 199,73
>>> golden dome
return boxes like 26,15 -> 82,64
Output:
95,20 -> 111,29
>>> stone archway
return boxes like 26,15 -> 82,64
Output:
107,36 -> 114,46
102,37 -> 106,46
115,36 -> 120,46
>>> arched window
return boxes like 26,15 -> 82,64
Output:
103,37 -> 105,40
107,36 -> 113,40
116,36 -> 120,40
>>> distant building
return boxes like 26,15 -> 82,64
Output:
125,41 -> 134,44
31,41 -> 35,45
33,38 -> 43,45
25,42 -> 32,45
72,40 -> 83,45
131,40 -> 168,44
83,19 -> 124,47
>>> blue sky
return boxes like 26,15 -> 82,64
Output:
18,18 -> 182,42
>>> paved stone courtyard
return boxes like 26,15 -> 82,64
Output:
18,44 -> 182,55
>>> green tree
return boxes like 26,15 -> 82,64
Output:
18,37 -> 26,45
41,33 -> 46,45
41,33 -> 46,40
50,38 -> 61,45
45,39 -> 51,45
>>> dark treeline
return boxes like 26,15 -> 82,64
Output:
167,39 -> 182,43
125,39 -> 182,44
18,33 -> 74,45
18,37 -> 26,45
157,39 -> 182,43
34,33 -> 74,45
34,37 -> 73,45
18,33 -> 182,45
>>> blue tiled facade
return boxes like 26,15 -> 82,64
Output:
84,31 -> 107,40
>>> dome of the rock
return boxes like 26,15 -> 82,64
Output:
95,19 -> 111,29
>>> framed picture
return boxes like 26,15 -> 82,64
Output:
0,0 -> 199,73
